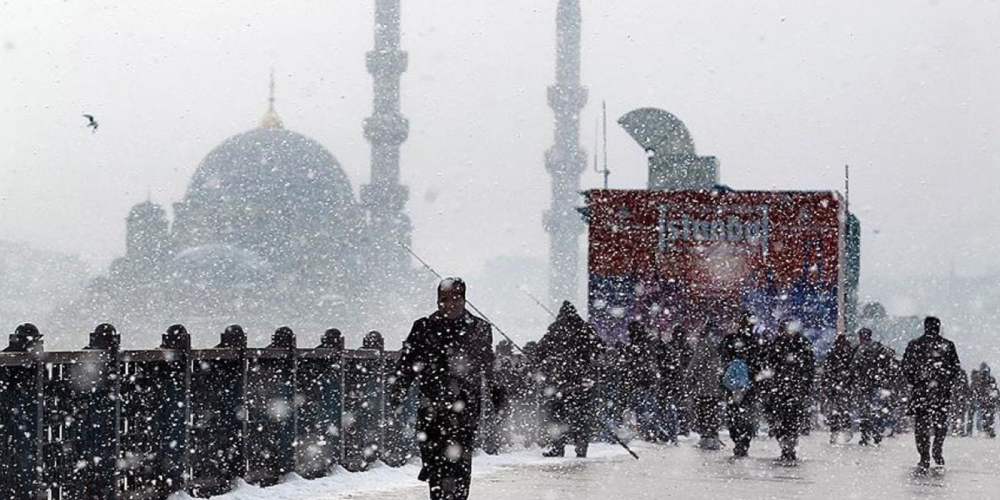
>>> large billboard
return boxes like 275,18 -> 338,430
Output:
586,189 -> 845,356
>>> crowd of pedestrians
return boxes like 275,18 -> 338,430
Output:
388,280 -> 998,500
484,307 -> 998,471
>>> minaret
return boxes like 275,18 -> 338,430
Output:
544,0 -> 588,305
362,0 -> 411,277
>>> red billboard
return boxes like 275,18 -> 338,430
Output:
587,189 -> 845,354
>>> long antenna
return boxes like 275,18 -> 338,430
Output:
593,118 -> 600,178
602,101 -> 609,189
397,241 -> 524,353
845,164 -> 850,213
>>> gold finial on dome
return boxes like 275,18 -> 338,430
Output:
260,69 -> 283,129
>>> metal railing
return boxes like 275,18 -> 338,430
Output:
0,323 -> 417,500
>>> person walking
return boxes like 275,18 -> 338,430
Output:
901,316 -> 962,471
390,278 -> 495,500
851,327 -> 896,445
971,362 -> 999,438
763,319 -> 815,463
617,321 -> 657,441
719,312 -> 762,458
822,333 -> 856,444
689,321 -> 724,450
537,301 -> 604,458
949,369 -> 971,437
656,325 -> 693,444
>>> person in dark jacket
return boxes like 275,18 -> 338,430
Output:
950,368 -> 971,437
390,278 -> 495,500
764,319 -> 815,462
851,327 -> 896,445
971,362 -> 998,438
656,325 -> 693,444
518,341 -> 546,448
901,316 -> 962,471
537,301 -> 604,457
617,321 -> 657,440
689,321 -> 724,449
482,340 -> 518,454
822,333 -> 856,444
718,311 -> 762,457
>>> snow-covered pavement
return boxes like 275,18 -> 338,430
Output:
195,433 -> 1000,500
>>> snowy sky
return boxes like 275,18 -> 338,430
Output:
2,0 -> 999,299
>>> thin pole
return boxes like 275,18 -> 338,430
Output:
521,289 -> 556,318
397,242 -> 524,354
845,164 -> 850,213
602,101 -> 609,189
594,118 -> 600,178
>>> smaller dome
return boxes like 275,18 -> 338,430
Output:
127,200 -> 166,221
168,244 -> 273,289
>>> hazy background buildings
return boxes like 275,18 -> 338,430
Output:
1,1 -> 998,364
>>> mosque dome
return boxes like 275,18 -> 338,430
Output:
172,109 -> 365,267
184,125 -> 355,215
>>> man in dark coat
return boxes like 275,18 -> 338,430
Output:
822,333 -> 856,444
689,321 -> 724,449
950,368 -> 971,437
851,327 -> 896,445
764,319 -> 815,462
482,340 -> 518,454
390,278 -> 495,500
657,325 -> 693,444
718,311 -> 762,457
516,341 -> 546,448
617,321 -> 657,440
536,301 -> 604,457
901,316 -> 962,470
971,362 -> 998,438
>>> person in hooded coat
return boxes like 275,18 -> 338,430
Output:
518,341 -> 546,448
949,368 -> 971,437
763,319 -> 815,462
901,316 -> 962,470
482,340 -> 519,454
689,321 -> 724,449
617,321 -> 657,440
851,327 -> 896,445
655,325 -> 693,444
718,311 -> 762,457
390,278 -> 495,500
536,301 -> 604,457
822,333 -> 856,444
971,362 -> 998,438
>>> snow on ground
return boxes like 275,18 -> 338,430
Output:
168,443 -> 635,500
314,433 -> 1000,500
167,432 -> 1000,499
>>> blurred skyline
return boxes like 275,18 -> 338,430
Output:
2,0 -> 999,310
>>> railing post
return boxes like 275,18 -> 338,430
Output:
269,326 -> 298,480
0,323 -> 44,500
160,324 -> 191,497
83,323 -> 121,500
188,324 -> 247,498
363,331 -> 389,465
295,328 -> 345,479
245,326 -> 297,486
343,332 -> 384,471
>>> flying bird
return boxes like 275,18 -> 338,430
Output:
83,114 -> 98,133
